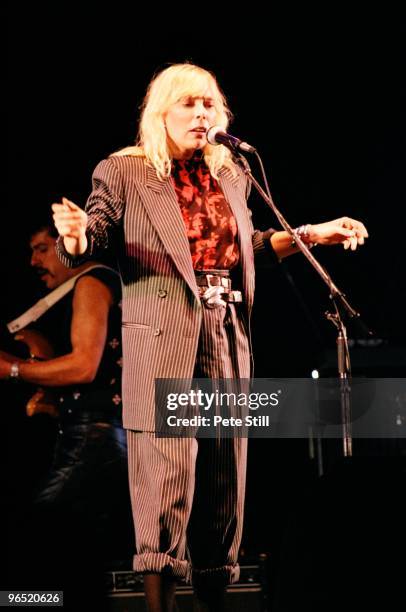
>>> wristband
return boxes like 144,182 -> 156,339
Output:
291,224 -> 316,248
9,362 -> 20,380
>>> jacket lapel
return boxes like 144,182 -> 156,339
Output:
218,167 -> 255,311
134,164 -> 200,301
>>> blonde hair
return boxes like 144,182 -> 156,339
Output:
114,63 -> 236,180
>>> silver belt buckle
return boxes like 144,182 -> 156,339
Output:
202,285 -> 225,308
206,274 -> 215,287
229,290 -> 242,303
204,274 -> 230,289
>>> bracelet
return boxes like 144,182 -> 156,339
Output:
9,362 -> 20,380
291,224 -> 316,248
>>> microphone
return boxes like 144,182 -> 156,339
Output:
206,126 -> 256,154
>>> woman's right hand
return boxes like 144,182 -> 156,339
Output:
52,197 -> 88,255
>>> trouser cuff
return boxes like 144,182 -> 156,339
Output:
192,563 -> 240,591
133,552 -> 190,581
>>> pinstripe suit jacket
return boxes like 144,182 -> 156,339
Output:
57,155 -> 275,431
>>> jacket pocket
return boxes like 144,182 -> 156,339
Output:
122,322 -> 152,330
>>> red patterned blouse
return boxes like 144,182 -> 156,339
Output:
171,154 -> 240,270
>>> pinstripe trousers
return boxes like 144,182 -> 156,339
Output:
127,300 -> 250,588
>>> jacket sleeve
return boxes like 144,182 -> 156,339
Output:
56,157 -> 125,267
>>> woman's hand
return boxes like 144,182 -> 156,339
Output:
51,197 -> 88,255
309,217 -> 368,250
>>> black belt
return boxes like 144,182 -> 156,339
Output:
195,270 -> 242,303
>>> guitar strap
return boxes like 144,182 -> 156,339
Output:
7,264 -> 119,334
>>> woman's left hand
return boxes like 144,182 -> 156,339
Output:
309,217 -> 368,250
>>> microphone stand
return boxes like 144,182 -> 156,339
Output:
235,153 -> 371,457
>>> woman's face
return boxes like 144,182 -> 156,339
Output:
164,88 -> 218,159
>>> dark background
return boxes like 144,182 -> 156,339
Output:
5,3 -> 406,609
